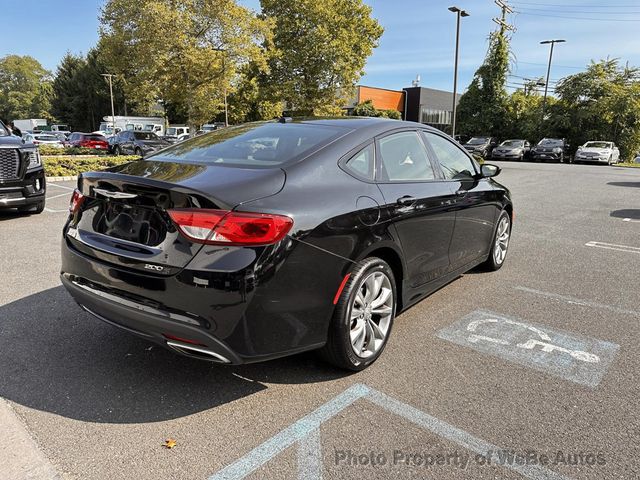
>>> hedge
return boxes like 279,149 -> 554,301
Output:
39,145 -> 111,156
43,155 -> 139,177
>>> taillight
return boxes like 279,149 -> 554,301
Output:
69,189 -> 85,214
168,209 -> 293,246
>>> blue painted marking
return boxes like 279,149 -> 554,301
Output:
209,381 -> 575,480
437,310 -> 619,387
208,384 -> 369,480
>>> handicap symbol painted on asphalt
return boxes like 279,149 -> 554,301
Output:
466,317 -> 600,363
437,310 -> 619,387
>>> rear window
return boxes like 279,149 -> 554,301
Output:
134,132 -> 157,140
83,134 -> 106,141
153,122 -> 344,168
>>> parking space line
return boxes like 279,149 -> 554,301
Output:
622,218 -> 640,223
297,428 -> 322,480
47,183 -> 74,190
46,192 -> 71,201
366,389 -> 570,480
209,383 -> 572,480
585,241 -> 640,254
514,286 -> 640,317
209,384 -> 369,480
44,208 -> 69,214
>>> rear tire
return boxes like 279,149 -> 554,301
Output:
320,258 -> 396,371
481,210 -> 511,271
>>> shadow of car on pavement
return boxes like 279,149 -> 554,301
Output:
0,286 -> 348,424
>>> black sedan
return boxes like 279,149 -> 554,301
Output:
112,130 -> 171,157
60,118 -> 513,370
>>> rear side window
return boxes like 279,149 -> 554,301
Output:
344,143 -> 374,180
378,131 -> 435,182
425,132 -> 476,180
155,122 -> 344,168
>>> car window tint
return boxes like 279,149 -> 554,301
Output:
425,132 -> 476,180
378,131 -> 434,182
344,143 -> 374,180
156,122 -> 343,168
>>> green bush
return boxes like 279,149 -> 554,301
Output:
43,155 -> 140,177
351,100 -> 401,120
38,145 -> 111,156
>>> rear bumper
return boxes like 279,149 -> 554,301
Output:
0,168 -> 46,208
60,232 -> 346,364
61,273 -> 242,364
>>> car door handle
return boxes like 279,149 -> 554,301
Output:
397,195 -> 417,206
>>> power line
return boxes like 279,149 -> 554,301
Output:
516,61 -> 583,70
514,10 -> 640,21
511,1 -> 640,7
517,6 -> 640,14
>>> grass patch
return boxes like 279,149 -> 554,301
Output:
43,155 -> 140,177
614,162 -> 640,168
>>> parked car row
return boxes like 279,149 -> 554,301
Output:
460,136 -> 621,164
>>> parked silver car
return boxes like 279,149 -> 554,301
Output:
492,139 -> 531,161
575,141 -> 620,165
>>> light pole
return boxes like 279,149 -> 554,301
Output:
101,74 -> 116,134
448,6 -> 469,138
540,39 -> 565,122
213,47 -> 228,127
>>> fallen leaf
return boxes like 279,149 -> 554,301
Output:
163,438 -> 177,449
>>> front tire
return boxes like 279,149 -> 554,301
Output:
134,147 -> 143,158
114,145 -> 121,156
320,258 -> 396,371
482,211 -> 511,271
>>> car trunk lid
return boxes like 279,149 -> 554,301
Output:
65,159 -> 286,275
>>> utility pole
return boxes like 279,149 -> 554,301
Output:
448,6 -> 469,138
213,47 -> 229,127
493,0 -> 515,35
540,39 -> 566,123
101,74 -> 116,134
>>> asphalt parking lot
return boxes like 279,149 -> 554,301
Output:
1,161 -> 639,480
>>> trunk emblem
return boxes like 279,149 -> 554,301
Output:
144,264 -> 164,271
94,188 -> 138,199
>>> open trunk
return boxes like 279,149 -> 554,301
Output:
65,160 -> 285,275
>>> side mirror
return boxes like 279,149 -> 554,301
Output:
481,164 -> 501,178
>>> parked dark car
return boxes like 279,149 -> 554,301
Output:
0,120 -> 46,214
530,138 -> 570,163
463,136 -> 499,158
67,132 -> 109,150
491,139 -> 531,161
112,130 -> 171,157
60,118 -> 513,370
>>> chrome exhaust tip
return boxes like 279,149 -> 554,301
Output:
166,340 -> 231,364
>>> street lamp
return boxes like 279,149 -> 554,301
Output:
539,39 -> 565,122
101,74 -> 116,134
213,47 -> 228,127
448,6 -> 469,138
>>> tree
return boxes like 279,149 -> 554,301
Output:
0,55 -> 52,122
456,28 -> 510,136
551,59 -> 640,160
99,0 -> 272,128
259,0 -> 383,115
51,49 -> 127,131
351,99 -> 400,119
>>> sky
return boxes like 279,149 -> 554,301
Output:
2,0 -> 640,95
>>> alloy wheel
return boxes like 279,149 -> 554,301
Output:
493,216 -> 510,265
349,271 -> 393,358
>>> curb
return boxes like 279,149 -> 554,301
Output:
0,398 -> 62,480
46,176 -> 77,182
